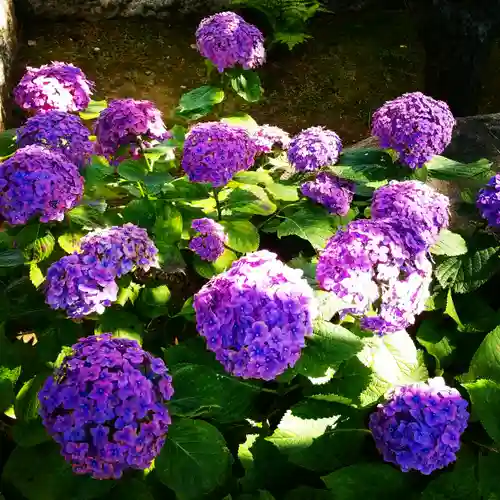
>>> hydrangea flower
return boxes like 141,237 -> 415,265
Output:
38,334 -> 174,479
13,62 -> 94,113
16,111 -> 93,168
194,250 -> 316,380
80,223 -> 159,278
182,122 -> 258,187
288,126 -> 342,172
252,125 -> 291,154
0,145 -> 84,225
45,253 -> 119,318
301,172 -> 354,215
196,12 -> 265,72
371,92 -> 455,169
316,218 -> 432,335
189,218 -> 227,262
477,174 -> 500,228
369,377 -> 469,474
94,98 -> 169,159
371,180 -> 450,252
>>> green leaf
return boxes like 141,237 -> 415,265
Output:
15,373 -> 48,422
95,310 -> 144,344
314,290 -> 351,321
194,248 -> 238,279
445,289 -> 464,328
226,185 -> 277,216
169,363 -> 258,422
79,99 -> 107,120
277,206 -> 336,250
322,463 -> 409,500
156,240 -> 185,272
221,113 -> 259,131
234,170 -> 273,186
467,325 -> 500,382
421,448 -> 479,500
164,337 -> 220,370
285,487 -> 332,500
416,319 -> 455,370
12,419 -> 51,447
435,246 -> 500,294
66,204 -> 104,228
110,478 -> 154,500
274,31 -> 311,50
154,203 -> 183,243
266,182 -> 299,201
163,177 -> 211,200
1,442 -> 113,500
29,263 -> 45,288
229,69 -> 262,102
478,453 -> 500,500
116,277 -> 142,306
0,128 -> 17,156
221,220 -> 260,253
0,249 -> 26,267
138,285 -> 171,318
24,230 -> 55,263
0,365 -> 21,412
118,158 -> 148,181
426,155 -> 494,181
122,199 -> 157,229
155,418 -> 231,500
178,85 -> 224,114
431,230 -> 468,257
58,232 -> 83,254
295,320 -> 363,378
463,379 -> 500,443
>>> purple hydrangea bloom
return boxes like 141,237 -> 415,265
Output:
477,174 -> 500,228
287,126 -> 342,172
316,218 -> 432,335
301,172 -> 354,215
45,253 -> 119,318
194,250 -> 316,380
0,145 -> 84,225
182,122 -> 258,187
38,334 -> 174,479
369,377 -> 469,474
80,223 -> 159,278
94,99 -> 170,159
189,218 -> 227,262
196,12 -> 265,72
13,62 -> 94,113
16,111 -> 93,168
371,180 -> 450,252
371,92 -> 455,169
252,125 -> 291,154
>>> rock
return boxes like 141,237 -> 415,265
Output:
0,0 -> 16,131
16,0 -> 229,19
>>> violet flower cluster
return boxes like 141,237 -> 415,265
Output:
182,122 -> 258,187
0,145 -> 84,225
196,12 -> 265,72
46,224 -> 158,318
369,377 -> 469,474
371,92 -> 455,169
16,111 -> 93,168
316,218 -> 432,335
189,218 -> 227,262
94,98 -> 169,159
477,173 -> 500,228
301,172 -> 354,215
80,223 -> 159,277
194,250 -> 316,380
252,125 -> 291,154
371,180 -> 450,252
14,62 -> 94,113
288,126 -> 342,172
38,334 -> 173,479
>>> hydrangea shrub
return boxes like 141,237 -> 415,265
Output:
0,11 -> 498,500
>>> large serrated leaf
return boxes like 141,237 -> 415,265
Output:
426,155 -> 494,181
225,185 -> 277,216
430,230 -> 468,257
221,220 -> 260,253
467,325 -> 500,383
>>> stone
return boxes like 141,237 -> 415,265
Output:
16,0 -> 229,19
0,0 -> 16,131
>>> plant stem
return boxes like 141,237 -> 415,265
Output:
213,188 -> 222,221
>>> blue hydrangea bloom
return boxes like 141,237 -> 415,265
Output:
252,125 -> 291,154
194,250 -> 317,380
477,174 -> 500,228
301,172 -> 354,215
17,111 -> 93,168
369,378 -> 469,474
288,126 -> 342,172
189,218 -> 227,262
38,334 -> 174,479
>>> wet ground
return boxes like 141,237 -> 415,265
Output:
11,7 -> 499,143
